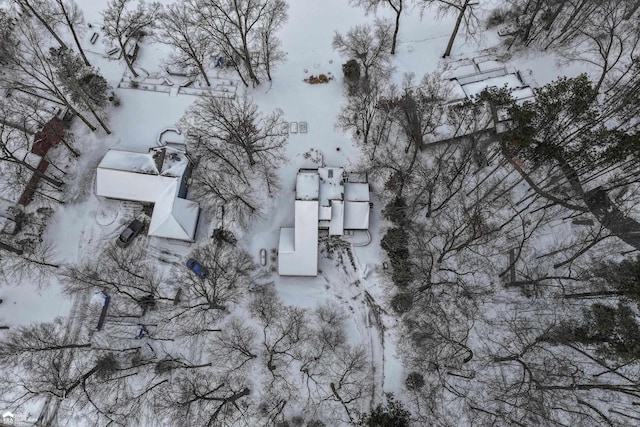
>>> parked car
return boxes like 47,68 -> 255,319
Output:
186,258 -> 208,277
116,219 -> 144,248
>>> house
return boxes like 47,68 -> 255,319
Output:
95,146 -> 200,242
446,59 -> 536,133
447,59 -> 535,106
278,167 -> 370,276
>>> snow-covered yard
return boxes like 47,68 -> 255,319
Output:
2,0 -> 639,425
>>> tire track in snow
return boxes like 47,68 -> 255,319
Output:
37,227 -> 92,426
327,250 -> 385,410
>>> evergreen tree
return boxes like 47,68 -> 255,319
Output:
49,47 -> 111,134
359,393 -> 411,426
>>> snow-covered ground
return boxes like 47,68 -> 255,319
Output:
1,0 -> 607,424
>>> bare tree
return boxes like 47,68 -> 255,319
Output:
364,73 -> 451,196
155,370 -> 250,426
256,0 -> 287,82
332,19 -> 394,82
168,241 -> 267,336
156,2 -> 213,86
51,0 -> 90,65
558,1 -> 640,93
0,121 -> 63,188
337,77 -> 394,152
182,92 -> 287,223
15,0 -> 90,65
349,0 -> 403,55
63,243 -> 169,312
187,0 -> 288,87
101,0 -> 161,78
418,0 -> 481,58
14,0 -> 67,48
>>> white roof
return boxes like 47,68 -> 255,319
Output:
450,64 -> 477,78
344,201 -> 370,230
96,169 -> 176,203
318,167 -> 344,206
98,150 -> 158,174
344,182 -> 369,202
511,87 -> 536,103
449,81 -> 467,102
477,60 -> 503,72
278,200 -> 318,276
278,227 -> 295,253
329,200 -> 344,236
148,182 -> 199,240
278,167 -> 371,276
296,171 -> 320,200
96,148 -> 199,242
319,205 -> 332,221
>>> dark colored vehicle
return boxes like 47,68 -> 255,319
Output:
116,219 -> 144,248
186,258 -> 207,277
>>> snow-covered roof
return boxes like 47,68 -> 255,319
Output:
329,200 -> 344,235
278,227 -> 295,253
278,200 -> 318,276
511,87 -> 536,103
344,201 -> 370,230
278,167 -> 370,275
345,182 -> 369,202
96,169 -> 176,203
449,81 -> 467,102
318,167 -> 344,206
98,150 -> 159,175
462,74 -> 524,99
157,148 -> 189,177
96,148 -> 199,241
296,171 -> 320,200
477,60 -> 503,72
147,182 -> 199,240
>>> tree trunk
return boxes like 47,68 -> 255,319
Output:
197,61 -> 211,86
65,103 -> 97,132
85,103 -> 111,134
0,240 -> 24,255
543,1 -> 565,31
119,38 -> 138,78
16,159 -> 64,188
57,0 -> 90,66
521,0 -> 543,43
20,0 -> 67,49
443,1 -> 469,58
564,290 -> 624,299
390,0 -> 402,55
61,138 -> 80,157
241,48 -> 260,87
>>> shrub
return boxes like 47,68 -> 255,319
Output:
485,7 -> 509,29
342,58 -> 361,83
391,292 -> 413,313
384,197 -> 408,225
405,372 -> 425,389
358,393 -> 411,426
